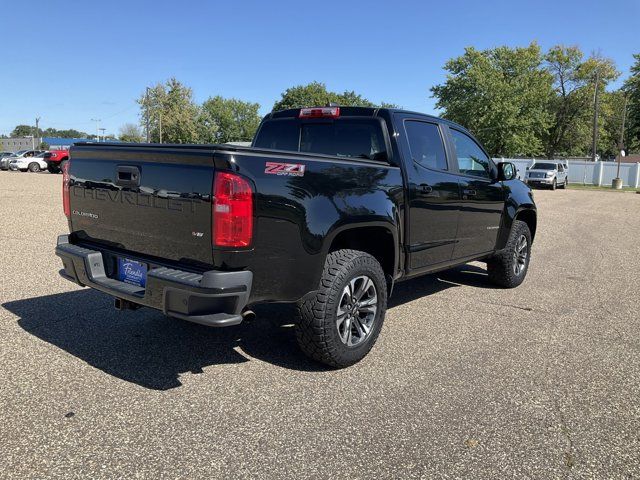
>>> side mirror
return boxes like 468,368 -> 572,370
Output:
498,162 -> 517,181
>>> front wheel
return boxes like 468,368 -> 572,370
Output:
487,220 -> 532,288
551,178 -> 557,190
296,249 -> 387,368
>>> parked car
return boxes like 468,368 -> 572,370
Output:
44,149 -> 70,173
10,151 -> 49,172
1,151 -> 20,170
0,152 -> 13,170
524,161 -> 568,190
55,106 -> 537,367
1,150 -> 44,171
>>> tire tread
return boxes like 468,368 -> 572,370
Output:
295,249 -> 386,368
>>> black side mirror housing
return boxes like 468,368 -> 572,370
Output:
498,162 -> 517,181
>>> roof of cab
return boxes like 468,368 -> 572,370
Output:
265,106 -> 469,132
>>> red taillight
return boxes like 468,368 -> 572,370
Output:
212,172 -> 253,247
62,160 -> 71,218
299,107 -> 340,119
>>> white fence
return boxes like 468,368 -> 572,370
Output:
494,158 -> 640,188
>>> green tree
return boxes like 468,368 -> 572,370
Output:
118,123 -> 144,143
544,46 -> 619,158
431,43 -> 554,157
273,81 -> 395,111
43,128 -> 90,138
138,78 -> 200,143
599,90 -> 627,158
623,53 -> 640,153
11,125 -> 37,137
199,96 -> 261,143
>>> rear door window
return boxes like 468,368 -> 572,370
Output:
404,120 -> 447,170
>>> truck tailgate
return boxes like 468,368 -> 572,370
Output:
68,144 -> 215,265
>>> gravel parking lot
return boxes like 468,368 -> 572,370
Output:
1,170 -> 639,479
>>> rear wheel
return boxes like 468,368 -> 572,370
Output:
296,249 -> 387,368
487,220 -> 532,288
28,162 -> 41,172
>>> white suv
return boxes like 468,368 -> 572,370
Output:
9,151 -> 48,172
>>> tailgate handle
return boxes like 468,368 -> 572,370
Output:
116,166 -> 140,187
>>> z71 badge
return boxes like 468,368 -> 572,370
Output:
264,162 -> 306,177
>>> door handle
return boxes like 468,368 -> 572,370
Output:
419,184 -> 433,194
463,189 -> 477,197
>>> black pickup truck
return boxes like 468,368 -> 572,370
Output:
55,106 -> 536,367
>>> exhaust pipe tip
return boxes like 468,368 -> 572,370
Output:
241,309 -> 256,322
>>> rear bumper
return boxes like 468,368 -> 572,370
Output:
55,235 -> 252,327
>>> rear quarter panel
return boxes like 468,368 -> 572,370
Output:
213,150 -> 404,303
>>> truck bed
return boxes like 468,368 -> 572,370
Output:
67,142 -> 402,303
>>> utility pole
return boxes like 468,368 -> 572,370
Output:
91,118 -> 101,142
591,69 -> 600,163
145,87 -> 151,142
159,111 -> 162,144
613,94 -> 629,188
99,128 -> 106,142
35,117 -> 40,146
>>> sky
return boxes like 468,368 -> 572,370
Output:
1,0 -> 638,137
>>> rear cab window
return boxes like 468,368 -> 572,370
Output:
253,117 -> 388,162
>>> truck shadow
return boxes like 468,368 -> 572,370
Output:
4,264 -> 490,390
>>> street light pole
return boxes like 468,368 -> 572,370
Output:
145,87 -> 151,143
99,128 -> 106,142
91,118 -> 101,142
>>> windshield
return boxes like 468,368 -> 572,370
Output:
254,118 -> 388,161
531,162 -> 556,170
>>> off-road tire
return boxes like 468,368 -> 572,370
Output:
28,162 -> 41,172
295,249 -> 387,368
487,220 -> 532,288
